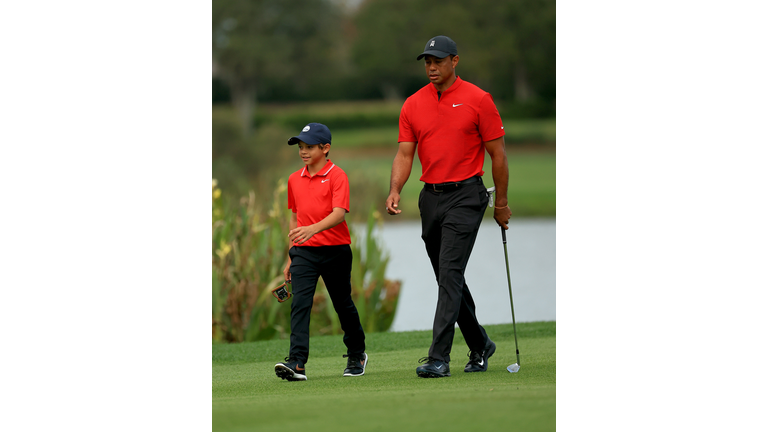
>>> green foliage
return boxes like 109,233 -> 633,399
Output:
213,0 -> 345,96
351,0 -> 556,102
212,105 -> 295,199
350,209 -> 400,333
212,0 -> 555,105
253,99 -> 402,131
212,180 -> 291,343
212,179 -> 401,343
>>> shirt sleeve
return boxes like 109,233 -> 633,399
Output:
478,93 -> 505,142
331,171 -> 350,212
398,100 -> 417,143
287,176 -> 296,212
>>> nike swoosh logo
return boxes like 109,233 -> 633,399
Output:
479,360 -> 484,366
321,179 -> 330,183
452,103 -> 463,107
436,364 -> 443,369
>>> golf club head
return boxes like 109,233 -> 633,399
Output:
507,363 -> 520,373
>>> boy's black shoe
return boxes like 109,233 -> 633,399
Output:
275,357 -> 307,381
342,353 -> 368,377
464,340 -> 496,372
416,357 -> 450,378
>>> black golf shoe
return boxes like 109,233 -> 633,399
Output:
342,353 -> 368,377
464,340 -> 496,372
275,357 -> 307,381
416,357 -> 450,378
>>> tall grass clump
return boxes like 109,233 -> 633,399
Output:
212,179 -> 401,343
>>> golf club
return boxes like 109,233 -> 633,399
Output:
501,226 -> 521,373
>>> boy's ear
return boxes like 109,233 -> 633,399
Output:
323,143 -> 331,154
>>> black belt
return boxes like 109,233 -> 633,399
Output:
424,176 -> 481,192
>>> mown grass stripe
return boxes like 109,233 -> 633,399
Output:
213,322 -> 555,432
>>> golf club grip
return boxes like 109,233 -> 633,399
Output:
501,226 -> 507,243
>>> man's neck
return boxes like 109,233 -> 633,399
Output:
432,74 -> 458,93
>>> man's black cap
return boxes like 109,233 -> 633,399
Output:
287,122 -> 332,145
416,35 -> 458,60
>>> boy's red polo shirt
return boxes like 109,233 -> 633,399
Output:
287,159 -> 351,247
398,76 -> 505,183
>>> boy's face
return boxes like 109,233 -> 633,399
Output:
297,141 -> 329,166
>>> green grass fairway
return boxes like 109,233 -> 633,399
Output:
213,322 -> 555,432
330,120 -> 555,148
332,150 -> 556,218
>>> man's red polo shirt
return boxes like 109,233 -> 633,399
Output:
398,76 -> 505,184
287,159 -> 351,247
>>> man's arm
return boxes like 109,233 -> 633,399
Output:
288,207 -> 346,245
385,141 -> 417,215
485,136 -> 512,229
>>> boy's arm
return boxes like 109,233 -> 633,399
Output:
283,212 -> 298,282
288,207 -> 346,245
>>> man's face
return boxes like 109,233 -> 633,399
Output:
423,54 -> 458,86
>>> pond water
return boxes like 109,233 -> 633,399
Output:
354,218 -> 556,332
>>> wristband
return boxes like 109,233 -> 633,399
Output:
494,205 -> 509,209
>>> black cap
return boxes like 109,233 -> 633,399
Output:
416,35 -> 458,60
287,123 -> 332,145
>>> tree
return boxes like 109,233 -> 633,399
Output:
213,0 -> 345,136
351,0 -> 430,100
351,0 -> 555,103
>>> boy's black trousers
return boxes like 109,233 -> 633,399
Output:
419,176 -> 491,363
288,244 -> 365,363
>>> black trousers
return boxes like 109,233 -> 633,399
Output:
419,176 -> 490,363
288,244 -> 365,363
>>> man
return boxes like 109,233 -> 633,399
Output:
385,35 -> 512,378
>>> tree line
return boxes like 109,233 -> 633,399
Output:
213,0 -> 555,134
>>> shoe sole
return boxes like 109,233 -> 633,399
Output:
275,364 -> 307,381
343,353 -> 368,377
417,370 -> 451,378
464,341 -> 497,373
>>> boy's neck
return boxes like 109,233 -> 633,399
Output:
306,158 -> 328,176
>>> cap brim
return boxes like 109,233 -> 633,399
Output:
288,133 -> 328,145
417,50 -> 451,60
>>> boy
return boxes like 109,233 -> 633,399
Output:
275,123 -> 367,381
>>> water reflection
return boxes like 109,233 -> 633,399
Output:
354,219 -> 556,332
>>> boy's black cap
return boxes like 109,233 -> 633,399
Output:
416,35 -> 458,60
288,123 -> 332,145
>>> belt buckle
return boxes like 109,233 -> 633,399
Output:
432,183 -> 443,192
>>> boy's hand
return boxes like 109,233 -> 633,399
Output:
283,258 -> 291,283
289,225 -> 318,245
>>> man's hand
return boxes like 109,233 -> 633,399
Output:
385,192 -> 402,215
386,141 -> 416,216
493,204 -> 512,230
